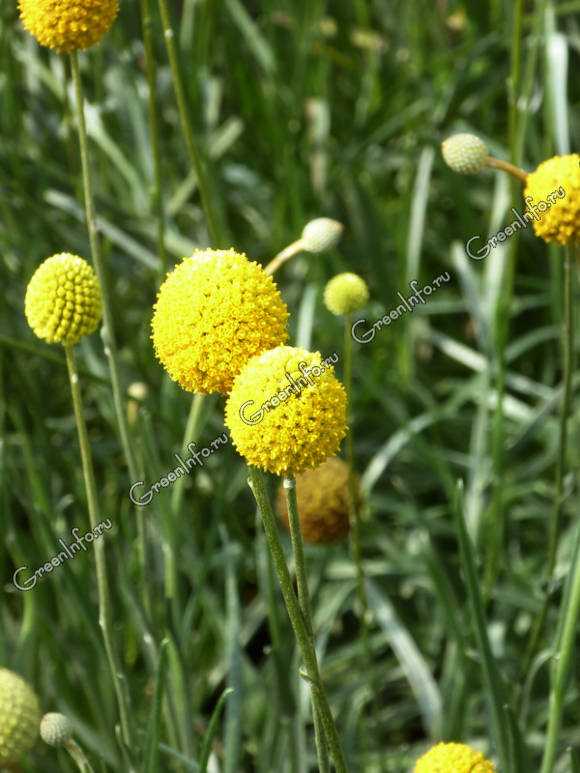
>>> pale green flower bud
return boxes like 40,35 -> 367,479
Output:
40,713 -> 73,747
441,133 -> 489,174
301,218 -> 344,253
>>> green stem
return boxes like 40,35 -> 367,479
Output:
454,482 -> 510,771
69,51 -> 151,625
157,0 -> 224,246
247,467 -> 347,773
139,0 -> 167,274
284,476 -> 329,773
522,244 -> 576,674
64,739 -> 96,773
540,526 -> 580,773
344,316 -> 369,641
64,346 -> 133,753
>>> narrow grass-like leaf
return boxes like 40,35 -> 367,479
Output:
199,687 -> 235,773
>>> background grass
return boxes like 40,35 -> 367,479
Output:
1,0 -> 580,771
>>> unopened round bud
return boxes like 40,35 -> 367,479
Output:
40,713 -> 73,747
441,133 -> 489,174
301,218 -> 344,253
324,272 -> 369,316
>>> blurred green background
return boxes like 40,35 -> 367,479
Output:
1,1 -> 579,771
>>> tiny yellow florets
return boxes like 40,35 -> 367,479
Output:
225,346 -> 347,475
19,0 -> 119,53
275,457 -> 357,543
0,668 -> 41,765
524,154 -> 580,245
25,253 -> 102,346
324,272 -> 369,315
152,249 -> 289,395
414,742 -> 496,773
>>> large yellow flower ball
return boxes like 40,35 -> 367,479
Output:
275,456 -> 357,543
25,253 -> 102,346
524,154 -> 580,245
19,0 -> 119,53
414,742 -> 496,773
152,249 -> 289,395
0,668 -> 41,765
225,346 -> 347,475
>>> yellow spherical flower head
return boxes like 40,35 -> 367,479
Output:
324,272 -> 369,316
19,0 -> 119,53
25,253 -> 102,346
0,668 -> 41,765
524,154 -> 580,245
225,346 -> 347,475
414,742 -> 496,773
152,249 -> 289,395
275,457 -> 359,543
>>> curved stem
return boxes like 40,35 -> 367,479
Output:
265,239 -> 304,275
247,467 -> 347,773
64,346 -> 133,753
64,738 -> 96,773
485,155 -> 528,183
284,476 -> 329,773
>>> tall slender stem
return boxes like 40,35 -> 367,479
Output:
247,467 -> 347,773
140,0 -> 167,273
64,345 -> 132,753
157,0 -> 224,246
541,526 -> 580,773
69,52 -> 150,621
284,477 -> 329,773
64,739 -> 96,773
523,244 -> 576,672
344,316 -> 369,641
69,53 -> 138,483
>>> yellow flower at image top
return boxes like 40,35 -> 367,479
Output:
0,668 -> 41,765
225,345 -> 347,475
275,456 -> 357,543
19,0 -> 119,53
524,154 -> 580,245
25,253 -> 102,346
152,249 -> 289,395
414,742 -> 496,773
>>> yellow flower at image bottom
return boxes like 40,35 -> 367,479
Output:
524,154 -> 580,245
414,742 -> 496,773
152,249 -> 289,395
25,253 -> 102,346
225,345 -> 347,475
19,0 -> 119,53
0,668 -> 41,765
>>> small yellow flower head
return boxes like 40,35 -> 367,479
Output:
441,133 -> 489,174
524,154 -> 580,245
0,668 -> 41,765
19,0 -> 119,53
301,218 -> 344,253
324,272 -> 369,315
225,346 -> 347,475
25,253 -> 102,346
40,713 -> 73,747
414,742 -> 496,773
152,249 -> 289,395
275,457 -> 358,543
